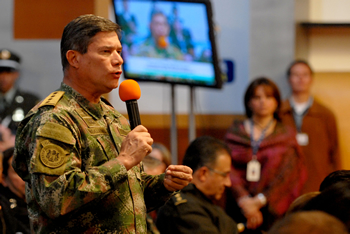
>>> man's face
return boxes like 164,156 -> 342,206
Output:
0,70 -> 19,93
3,156 -> 26,199
204,151 -> 232,201
75,31 -> 123,95
150,13 -> 169,39
288,63 -> 313,94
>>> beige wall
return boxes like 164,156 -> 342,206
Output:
312,73 -> 350,169
295,1 -> 350,169
309,0 -> 350,22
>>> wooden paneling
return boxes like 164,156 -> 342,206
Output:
14,0 -> 94,39
132,114 -> 245,164
312,72 -> 350,169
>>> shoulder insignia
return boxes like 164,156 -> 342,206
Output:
38,122 -> 76,145
174,193 -> 187,206
39,91 -> 65,108
40,140 -> 66,168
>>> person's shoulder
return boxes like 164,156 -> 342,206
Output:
20,91 -> 69,129
280,99 -> 292,113
38,91 -> 65,108
311,100 -> 336,117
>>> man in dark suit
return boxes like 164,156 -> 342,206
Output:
156,136 -> 238,234
0,49 -> 40,134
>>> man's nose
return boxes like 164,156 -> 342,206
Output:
112,51 -> 123,65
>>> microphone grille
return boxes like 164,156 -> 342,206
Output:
119,79 -> 141,102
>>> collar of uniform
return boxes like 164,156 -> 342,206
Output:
183,183 -> 214,204
59,83 -> 104,119
0,86 -> 17,104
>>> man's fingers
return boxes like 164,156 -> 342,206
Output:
164,178 -> 189,191
166,165 -> 193,174
166,170 -> 192,181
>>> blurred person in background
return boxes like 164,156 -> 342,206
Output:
142,142 -> 172,234
0,149 -> 29,234
0,49 -> 40,135
319,170 -> 350,192
156,136 -> 238,234
267,210 -> 348,234
299,181 -> 350,232
137,10 -> 183,60
224,77 -> 306,233
143,142 -> 171,176
0,147 -> 29,233
280,60 -> 340,194
0,124 -> 15,153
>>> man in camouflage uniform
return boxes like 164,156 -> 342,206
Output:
12,14 -> 192,233
136,11 -> 183,60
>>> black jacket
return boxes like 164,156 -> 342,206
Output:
156,183 -> 238,234
0,88 -> 40,134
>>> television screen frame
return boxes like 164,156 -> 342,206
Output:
112,0 -> 222,89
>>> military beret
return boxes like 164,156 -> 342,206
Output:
0,49 -> 21,71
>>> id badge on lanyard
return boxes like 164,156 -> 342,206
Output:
296,133 -> 309,146
291,97 -> 312,146
246,119 -> 273,182
247,157 -> 261,182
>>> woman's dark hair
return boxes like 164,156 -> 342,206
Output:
286,60 -> 313,78
244,77 -> 281,120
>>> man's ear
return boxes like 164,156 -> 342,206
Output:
197,166 -> 209,182
66,50 -> 80,69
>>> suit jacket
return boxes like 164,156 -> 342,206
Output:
156,183 -> 238,234
280,99 -> 341,193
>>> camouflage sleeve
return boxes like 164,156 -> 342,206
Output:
20,113 -> 128,219
141,169 -> 174,212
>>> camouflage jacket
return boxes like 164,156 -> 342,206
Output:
137,37 -> 184,60
12,83 -> 172,234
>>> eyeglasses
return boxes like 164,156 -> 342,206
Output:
207,167 -> 230,178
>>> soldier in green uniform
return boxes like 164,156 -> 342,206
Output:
156,136 -> 238,234
12,14 -> 192,233
137,11 -> 183,60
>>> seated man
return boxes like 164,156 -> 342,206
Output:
156,136 -> 238,234
0,147 -> 29,234
0,147 -> 30,233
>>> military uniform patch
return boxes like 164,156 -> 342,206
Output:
39,91 -> 65,107
174,193 -> 187,206
40,142 -> 66,168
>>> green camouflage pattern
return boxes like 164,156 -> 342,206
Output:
13,83 -> 172,233
136,38 -> 184,60
146,214 -> 160,234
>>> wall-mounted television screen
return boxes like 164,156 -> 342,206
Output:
113,0 -> 222,89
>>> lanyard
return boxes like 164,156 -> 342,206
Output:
250,118 -> 274,160
290,97 -> 313,132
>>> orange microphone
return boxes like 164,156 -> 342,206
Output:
119,79 -> 141,130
